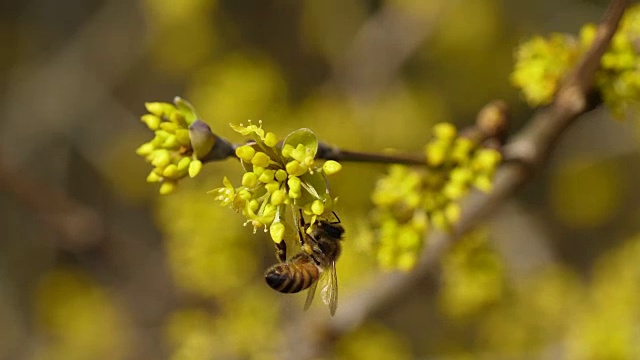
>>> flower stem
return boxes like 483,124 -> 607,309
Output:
316,142 -> 426,165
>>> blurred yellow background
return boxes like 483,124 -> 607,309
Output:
2,0 -> 640,359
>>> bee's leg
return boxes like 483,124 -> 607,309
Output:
330,211 -> 341,224
297,209 -> 307,246
275,241 -> 287,262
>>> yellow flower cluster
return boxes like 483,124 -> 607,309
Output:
510,34 -> 579,106
586,5 -> 640,118
135,97 -> 218,194
210,121 -> 342,243
371,122 -> 502,271
439,230 -> 505,319
511,4 -> 640,117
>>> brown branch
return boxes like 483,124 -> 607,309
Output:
316,143 -> 426,165
0,156 -> 106,251
286,0 -> 629,358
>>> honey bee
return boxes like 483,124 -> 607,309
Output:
264,211 -> 344,316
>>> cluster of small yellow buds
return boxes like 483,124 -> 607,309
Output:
371,165 -> 428,271
209,122 -> 342,243
585,5 -> 640,118
510,4 -> 640,117
510,34 -> 580,106
439,230 -> 504,319
371,120 -> 503,271
136,97 -> 232,194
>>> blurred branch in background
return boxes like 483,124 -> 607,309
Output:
286,0 -> 629,358
0,0 -> 146,167
0,155 -> 105,251
331,1 -> 456,101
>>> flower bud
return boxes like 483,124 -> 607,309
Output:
251,152 -> 271,168
188,160 -> 203,178
141,114 -> 161,130
311,200 -> 325,215
264,132 -> 278,147
322,160 -> 342,175
242,172 -> 258,188
271,189 -> 286,205
236,145 -> 256,162
177,157 -> 191,171
275,169 -> 288,182
270,222 -> 285,243
159,181 -> 177,195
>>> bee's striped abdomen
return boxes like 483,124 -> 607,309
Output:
265,254 -> 319,293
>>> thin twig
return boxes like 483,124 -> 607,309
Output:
317,142 -> 426,165
285,0 -> 629,358
0,156 -> 106,251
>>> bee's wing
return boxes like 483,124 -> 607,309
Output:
303,279 -> 318,311
321,260 -> 338,316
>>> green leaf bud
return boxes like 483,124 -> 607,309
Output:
235,145 -> 256,162
271,189 -> 286,205
175,129 -> 191,147
264,132 -> 278,147
322,160 -> 342,175
258,169 -> 275,184
433,122 -> 457,141
136,142 -> 155,156
251,152 -> 271,168
270,221 -> 285,243
275,169 -> 288,182
177,157 -> 191,171
159,181 -> 177,195
242,172 -> 258,188
141,114 -> 161,130
188,159 -> 203,178
311,199 -> 325,215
